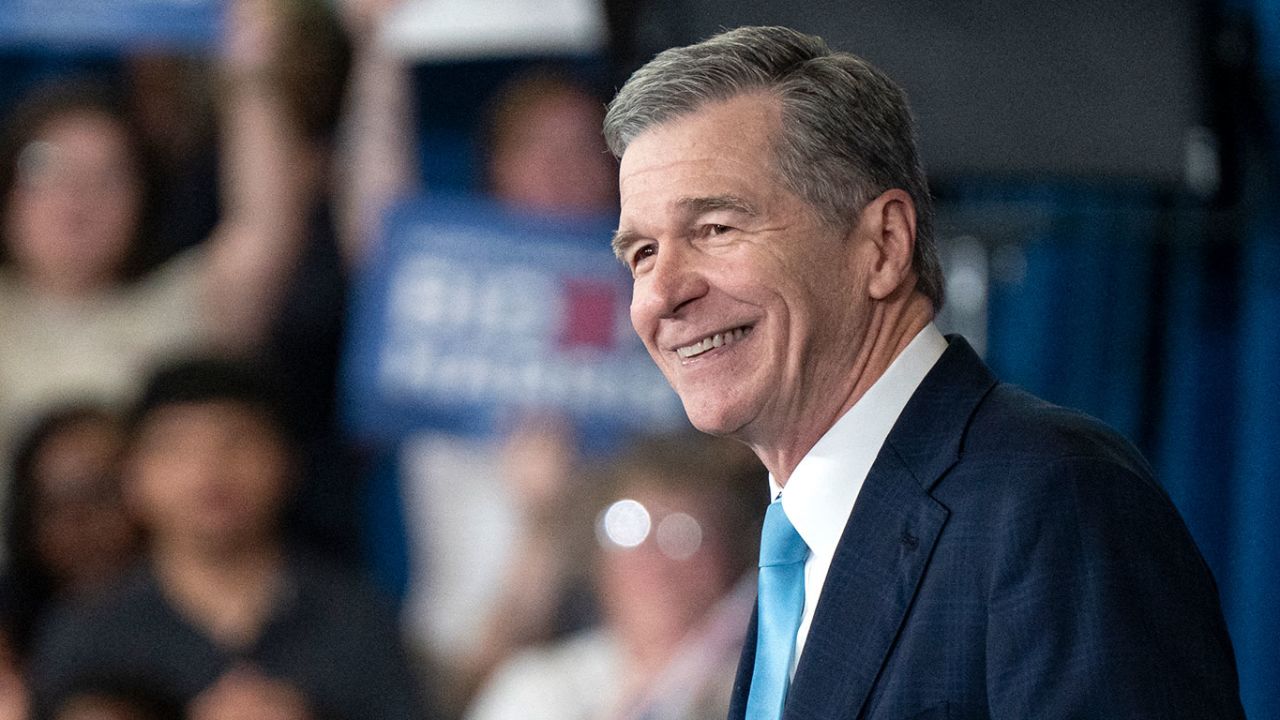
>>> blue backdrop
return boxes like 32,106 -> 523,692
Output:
971,186 -> 1277,717
955,2 -> 1280,712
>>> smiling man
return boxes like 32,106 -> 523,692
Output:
605,26 -> 1244,720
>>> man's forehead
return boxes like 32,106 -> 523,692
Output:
615,93 -> 788,245
620,117 -> 782,202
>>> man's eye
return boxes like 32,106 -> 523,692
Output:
630,243 -> 657,269
707,224 -> 731,236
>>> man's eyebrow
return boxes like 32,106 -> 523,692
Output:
611,195 -> 758,260
611,228 -> 643,260
677,194 -> 758,217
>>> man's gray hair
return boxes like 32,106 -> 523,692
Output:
604,26 -> 944,311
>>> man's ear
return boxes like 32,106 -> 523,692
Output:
856,188 -> 918,301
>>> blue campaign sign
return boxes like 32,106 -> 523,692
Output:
342,194 -> 686,443
0,0 -> 220,51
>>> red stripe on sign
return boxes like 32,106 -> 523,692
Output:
560,279 -> 617,350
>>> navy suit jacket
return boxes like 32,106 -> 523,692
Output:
728,336 -> 1244,720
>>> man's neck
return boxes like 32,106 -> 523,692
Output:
151,538 -> 287,651
752,293 -> 935,484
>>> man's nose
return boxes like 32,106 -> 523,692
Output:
634,242 -> 708,319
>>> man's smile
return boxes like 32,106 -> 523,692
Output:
674,325 -> 754,359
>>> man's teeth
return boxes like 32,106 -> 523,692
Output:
676,327 -> 751,358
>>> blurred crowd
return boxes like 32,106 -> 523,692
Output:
0,0 -> 768,718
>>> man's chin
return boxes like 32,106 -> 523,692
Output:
682,402 -> 750,439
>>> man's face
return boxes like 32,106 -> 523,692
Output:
126,401 -> 290,553
616,93 -> 880,448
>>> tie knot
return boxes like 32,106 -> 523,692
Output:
760,500 -> 808,567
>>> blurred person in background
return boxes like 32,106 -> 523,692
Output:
0,0 -> 315,554
465,432 -> 763,720
377,66 -> 621,717
0,0 -> 410,567
482,68 -> 618,215
431,416 -> 592,714
29,357 -> 429,720
0,405 -> 140,664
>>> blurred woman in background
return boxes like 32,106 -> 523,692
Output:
465,432 -> 765,720
0,405 -> 139,663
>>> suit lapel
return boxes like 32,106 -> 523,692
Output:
782,450 -> 947,720
782,336 -> 997,720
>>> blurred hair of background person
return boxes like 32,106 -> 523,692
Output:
464,432 -> 764,720
28,357 -> 429,720
0,0 -> 322,563
118,51 -> 220,271
0,406 -> 139,665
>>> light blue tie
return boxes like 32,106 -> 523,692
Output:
745,499 -> 808,720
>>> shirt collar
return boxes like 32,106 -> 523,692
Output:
771,324 -> 948,559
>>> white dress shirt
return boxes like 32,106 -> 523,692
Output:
769,323 -> 948,675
